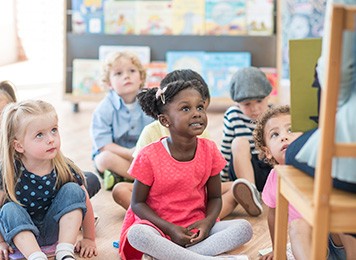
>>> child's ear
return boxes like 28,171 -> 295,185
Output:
263,147 -> 273,160
158,114 -> 170,128
13,140 -> 24,153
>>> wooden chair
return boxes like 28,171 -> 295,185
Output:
274,4 -> 356,259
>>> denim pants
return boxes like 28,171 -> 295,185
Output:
0,182 -> 87,247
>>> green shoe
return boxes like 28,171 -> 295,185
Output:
103,170 -> 121,190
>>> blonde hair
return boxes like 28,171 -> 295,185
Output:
0,100 -> 85,205
100,51 -> 146,89
253,105 -> 290,166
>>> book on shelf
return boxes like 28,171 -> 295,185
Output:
289,38 -> 322,132
72,59 -> 105,96
171,0 -> 205,35
204,52 -> 251,98
10,243 -> 57,260
103,0 -> 137,35
98,45 -> 151,65
136,0 -> 173,35
71,0 -> 105,34
166,51 -> 205,76
259,67 -> 278,96
246,0 -> 274,35
145,62 -> 168,89
205,0 -> 247,35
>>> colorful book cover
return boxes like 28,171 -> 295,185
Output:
104,1 -> 137,34
72,59 -> 104,96
71,0 -> 105,34
136,0 -> 173,35
246,0 -> 274,35
205,0 -> 247,35
145,62 -> 168,89
98,45 -> 151,64
259,67 -> 278,96
171,0 -> 205,35
10,243 -> 57,260
204,52 -> 251,98
289,38 -> 322,132
166,51 -> 205,76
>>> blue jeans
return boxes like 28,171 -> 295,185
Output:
0,182 -> 87,247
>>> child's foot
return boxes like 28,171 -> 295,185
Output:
103,170 -> 122,190
232,178 -> 262,216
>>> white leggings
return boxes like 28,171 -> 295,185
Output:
127,219 -> 252,260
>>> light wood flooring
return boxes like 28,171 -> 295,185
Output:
32,87 -> 271,260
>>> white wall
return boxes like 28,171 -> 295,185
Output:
0,0 -> 18,66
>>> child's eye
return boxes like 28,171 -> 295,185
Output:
270,132 -> 279,138
287,128 -> 292,134
130,69 -> 137,73
51,128 -> 58,134
36,133 -> 43,138
115,72 -> 122,76
197,105 -> 205,111
182,107 -> 190,112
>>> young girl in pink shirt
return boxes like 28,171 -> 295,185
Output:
119,79 -> 252,259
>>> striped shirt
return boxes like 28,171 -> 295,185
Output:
220,105 -> 259,181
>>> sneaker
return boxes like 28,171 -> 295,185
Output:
103,170 -> 122,190
232,178 -> 263,216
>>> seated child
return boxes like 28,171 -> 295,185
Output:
0,100 -> 97,260
112,69 -> 239,220
220,67 -> 273,217
253,105 -> 346,260
119,78 -> 252,259
90,51 -> 154,190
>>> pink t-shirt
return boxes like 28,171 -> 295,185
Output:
262,169 -> 301,222
119,138 -> 227,260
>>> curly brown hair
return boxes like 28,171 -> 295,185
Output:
253,105 -> 290,166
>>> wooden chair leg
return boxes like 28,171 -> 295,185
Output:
311,209 -> 330,260
274,177 -> 289,260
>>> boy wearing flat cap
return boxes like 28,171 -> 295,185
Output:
221,67 -> 273,217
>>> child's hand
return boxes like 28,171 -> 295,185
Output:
0,241 -> 14,260
185,219 -> 212,246
260,251 -> 274,260
167,224 -> 196,247
75,238 -> 98,258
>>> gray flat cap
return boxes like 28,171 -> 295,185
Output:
230,67 -> 272,102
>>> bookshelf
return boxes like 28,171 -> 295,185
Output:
64,0 -> 277,111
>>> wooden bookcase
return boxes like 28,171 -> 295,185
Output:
64,0 -> 277,111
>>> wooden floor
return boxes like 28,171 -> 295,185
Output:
32,86 -> 271,260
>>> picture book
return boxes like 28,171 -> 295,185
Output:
145,62 -> 168,89
10,243 -> 57,260
72,59 -> 105,97
205,0 -> 247,35
204,52 -> 251,98
246,0 -> 274,35
98,45 -> 151,65
166,51 -> 205,76
103,0 -> 137,34
136,1 -> 173,35
71,0 -> 105,34
289,38 -> 322,132
171,0 -> 205,35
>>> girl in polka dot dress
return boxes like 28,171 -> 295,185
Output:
0,100 -> 97,260
119,79 -> 253,260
